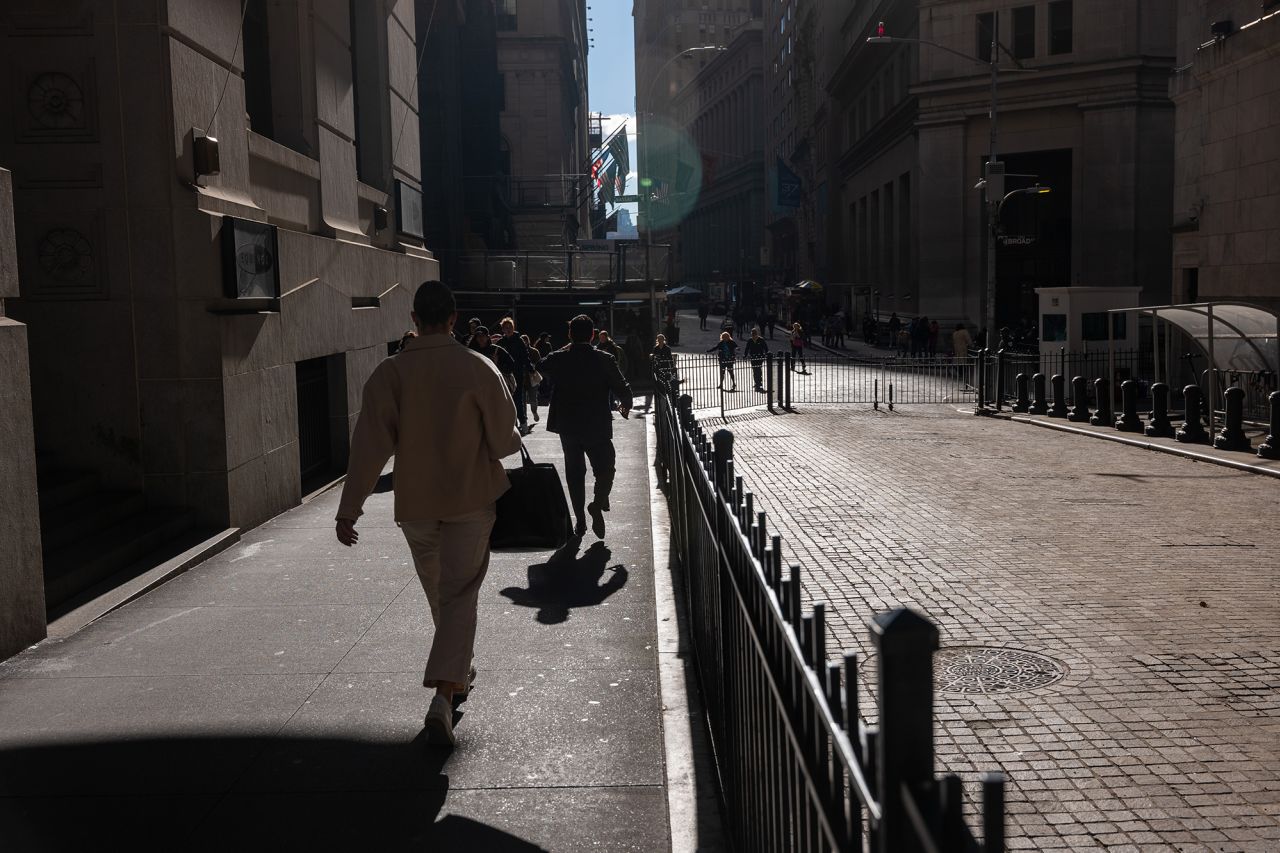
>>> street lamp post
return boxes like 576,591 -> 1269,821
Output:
639,44 -> 726,331
867,19 -> 1043,342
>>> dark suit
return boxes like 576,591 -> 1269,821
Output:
538,343 -> 633,519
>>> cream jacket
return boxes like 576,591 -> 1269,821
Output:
336,333 -> 522,522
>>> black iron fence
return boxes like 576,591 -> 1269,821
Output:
665,352 -> 979,416
654,379 -> 1007,852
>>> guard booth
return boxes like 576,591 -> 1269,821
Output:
1035,286 -> 1141,354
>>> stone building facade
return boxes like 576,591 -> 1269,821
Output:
825,0 -> 1177,332
1169,1 -> 1280,312
0,0 -> 435,613
763,0 -> 829,288
0,166 -> 44,659
419,0 -> 514,283
634,0 -> 760,255
671,23 -> 767,300
496,0 -> 592,249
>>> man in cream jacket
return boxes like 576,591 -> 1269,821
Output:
335,280 -> 522,746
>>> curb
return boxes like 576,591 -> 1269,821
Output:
1010,415 -> 1280,480
645,411 -> 726,853
46,527 -> 242,639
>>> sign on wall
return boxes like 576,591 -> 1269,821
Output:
221,216 -> 280,299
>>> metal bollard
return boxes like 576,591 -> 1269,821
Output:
1145,382 -> 1175,438
1258,391 -> 1280,460
1029,373 -> 1048,415
994,348 -> 1007,411
1048,374 -> 1069,418
1116,379 -> 1143,432
1012,373 -> 1030,413
1090,378 -> 1113,426
1175,384 -> 1210,443
975,349 -> 988,413
1213,386 -> 1251,451
888,382 -> 894,412
1067,376 -> 1091,422
874,378 -> 879,411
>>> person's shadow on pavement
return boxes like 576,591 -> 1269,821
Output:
499,540 -> 628,624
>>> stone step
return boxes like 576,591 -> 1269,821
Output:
43,508 -> 196,610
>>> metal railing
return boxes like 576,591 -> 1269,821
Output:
654,378 -> 1007,852
664,352 -> 979,416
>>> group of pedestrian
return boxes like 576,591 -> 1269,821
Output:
337,281 -> 633,747
698,326 -> 774,393
885,312 -> 941,358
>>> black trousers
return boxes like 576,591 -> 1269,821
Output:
559,434 -> 616,517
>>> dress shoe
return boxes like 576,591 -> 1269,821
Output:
587,502 -> 606,538
573,517 -> 587,537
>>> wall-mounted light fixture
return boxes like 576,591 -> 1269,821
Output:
193,130 -> 220,180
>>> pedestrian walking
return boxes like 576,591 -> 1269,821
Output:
458,316 -> 482,346
707,330 -> 739,391
538,315 -> 632,539
499,317 -> 532,434
789,322 -> 807,373
596,330 -> 628,408
745,326 -> 769,392
522,333 -> 542,423
697,299 -> 710,331
952,323 -> 972,358
928,319 -> 940,357
470,326 -> 518,395
651,333 -> 677,391
335,281 -> 522,747
765,309 -> 777,340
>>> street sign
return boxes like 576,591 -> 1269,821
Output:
999,235 -> 1036,246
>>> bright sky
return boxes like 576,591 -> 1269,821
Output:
588,2 -> 638,219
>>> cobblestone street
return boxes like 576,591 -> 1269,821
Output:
725,405 -> 1280,851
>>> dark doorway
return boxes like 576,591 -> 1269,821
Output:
296,357 -> 334,493
985,148 -> 1073,331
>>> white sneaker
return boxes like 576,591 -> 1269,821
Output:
424,694 -> 455,746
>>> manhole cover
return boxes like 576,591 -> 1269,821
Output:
936,647 -> 1066,694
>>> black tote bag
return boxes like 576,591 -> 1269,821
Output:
490,444 -> 572,549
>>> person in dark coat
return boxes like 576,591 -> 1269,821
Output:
744,327 -> 769,392
651,333 -> 677,390
538,315 -> 633,539
499,317 -> 531,434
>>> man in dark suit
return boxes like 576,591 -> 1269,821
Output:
538,314 -> 632,539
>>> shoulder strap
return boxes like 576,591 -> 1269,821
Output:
519,442 -> 534,467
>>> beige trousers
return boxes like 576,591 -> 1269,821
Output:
399,503 -> 497,689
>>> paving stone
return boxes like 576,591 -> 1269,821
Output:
723,405 -> 1280,850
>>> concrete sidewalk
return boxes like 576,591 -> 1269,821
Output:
0,419 -> 670,850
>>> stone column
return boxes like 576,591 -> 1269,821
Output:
0,167 -> 46,660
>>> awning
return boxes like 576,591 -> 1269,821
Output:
792,280 -> 823,292
1111,302 -> 1278,373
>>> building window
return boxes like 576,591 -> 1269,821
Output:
976,12 -> 994,64
1012,6 -> 1035,60
243,0 -> 274,139
1049,0 -> 1073,55
497,0 -> 517,31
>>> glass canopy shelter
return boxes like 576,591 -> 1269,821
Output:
1107,302 -> 1278,429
